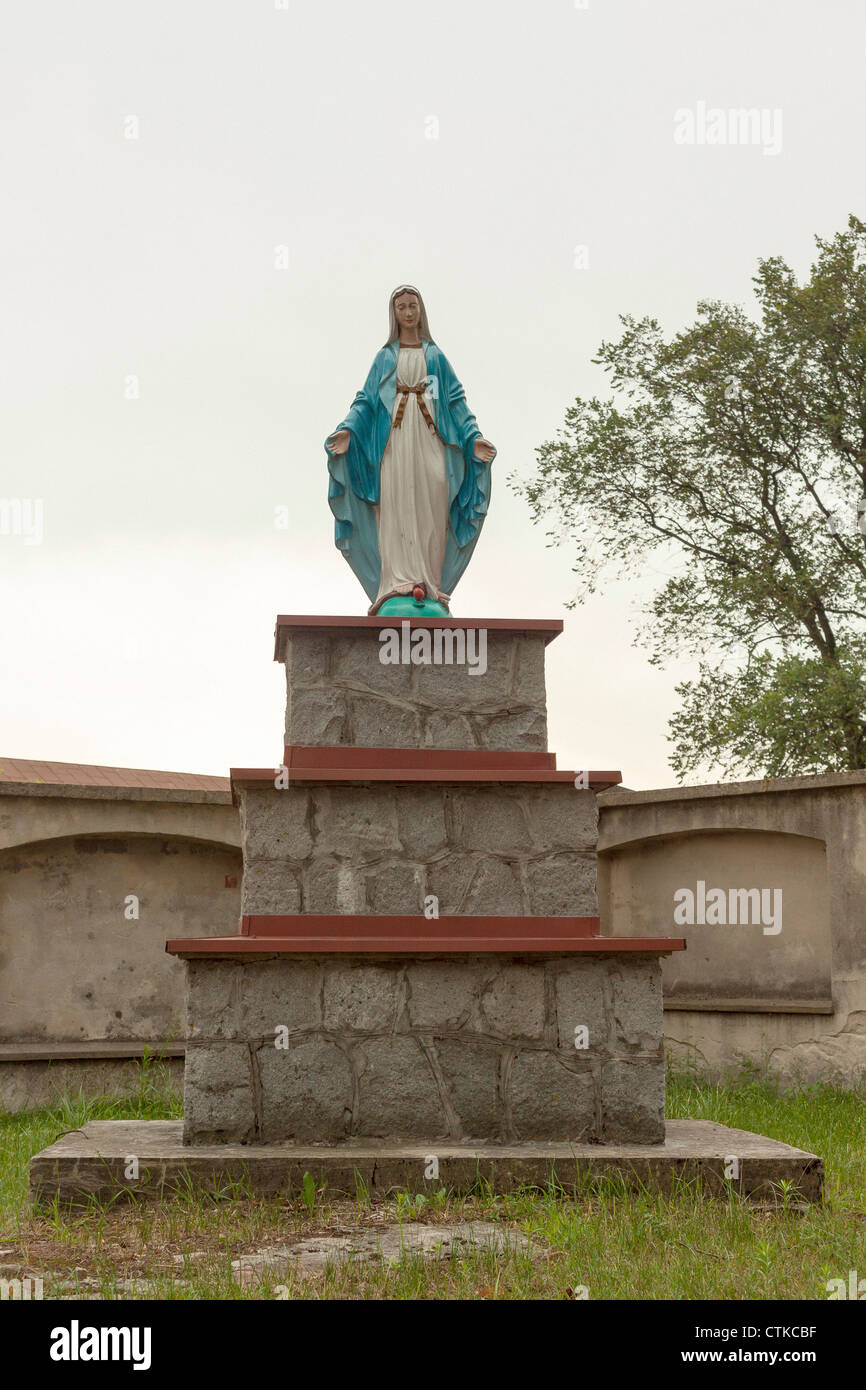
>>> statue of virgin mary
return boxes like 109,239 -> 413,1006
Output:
325,286 -> 496,616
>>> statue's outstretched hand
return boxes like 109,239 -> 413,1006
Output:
473,438 -> 495,463
328,429 -> 350,456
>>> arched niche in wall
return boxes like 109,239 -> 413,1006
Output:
0,832 -> 242,1044
598,828 -> 832,1012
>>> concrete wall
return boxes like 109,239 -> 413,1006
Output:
0,785 -> 240,1110
600,829 -> 831,1009
1,833 -> 242,1044
598,771 -> 866,1088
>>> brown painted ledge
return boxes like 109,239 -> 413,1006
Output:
166,915 -> 685,957
274,615 -> 564,661
231,746 -> 622,796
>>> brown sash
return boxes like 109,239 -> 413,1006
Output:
393,381 -> 441,437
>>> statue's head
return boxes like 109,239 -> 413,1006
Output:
386,285 -> 433,344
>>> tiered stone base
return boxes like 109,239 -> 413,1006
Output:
179,951 -> 667,1146
170,616 -> 680,1151
234,766 -> 601,919
28,615 -> 824,1204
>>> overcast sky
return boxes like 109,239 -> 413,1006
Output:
1,0 -> 862,788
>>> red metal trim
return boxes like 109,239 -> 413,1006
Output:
273,616 -> 564,661
168,935 -> 685,957
231,765 -> 622,790
241,914 -> 600,940
287,746 -> 557,772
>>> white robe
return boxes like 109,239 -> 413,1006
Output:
373,346 -> 450,610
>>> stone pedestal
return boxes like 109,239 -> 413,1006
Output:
276,616 -> 558,752
30,617 -> 829,1208
168,616 -> 684,1149
179,952 -> 666,1145
237,773 -> 599,919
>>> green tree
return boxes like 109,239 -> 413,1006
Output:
513,216 -> 866,780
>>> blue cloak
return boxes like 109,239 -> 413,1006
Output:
325,338 -> 494,605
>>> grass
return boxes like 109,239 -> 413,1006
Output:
1,1056 -> 864,1300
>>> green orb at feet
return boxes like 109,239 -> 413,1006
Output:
376,595 -> 451,618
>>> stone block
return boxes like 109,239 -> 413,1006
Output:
365,859 -> 424,914
413,645 -> 513,707
509,1052 -> 597,1141
451,788 -> 529,853
284,630 -> 331,685
464,858 -> 527,914
396,787 -> 449,858
304,859 -> 364,914
355,1036 -> 445,1138
349,694 -> 421,748
286,686 -> 347,746
241,860 -> 303,915
424,855 -> 478,914
601,1058 -> 665,1144
552,959 -> 612,1053
323,964 -> 402,1033
236,960 -> 322,1038
405,962 -> 491,1031
611,960 -> 664,1052
484,709 -> 548,751
523,786 -> 598,852
258,1037 -> 353,1142
240,788 -> 313,861
479,966 -> 546,1040
186,961 -> 241,1040
183,1043 -> 254,1145
311,786 -> 400,860
422,712 -> 477,748
525,852 -> 598,916
511,636 -> 547,705
330,632 -> 413,695
435,1039 -> 503,1139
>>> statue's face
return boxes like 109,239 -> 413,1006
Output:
394,293 -> 421,333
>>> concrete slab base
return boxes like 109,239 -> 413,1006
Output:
29,1119 -> 823,1207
